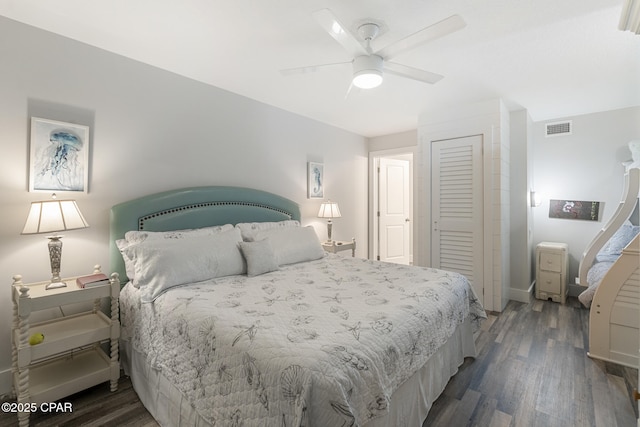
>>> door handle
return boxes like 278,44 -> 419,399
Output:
634,388 -> 640,401
405,218 -> 411,222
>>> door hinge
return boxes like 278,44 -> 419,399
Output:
377,211 -> 380,217
377,255 -> 380,261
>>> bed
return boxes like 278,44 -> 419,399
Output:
109,186 -> 486,427
577,166 -> 640,369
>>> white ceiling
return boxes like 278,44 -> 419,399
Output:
1,0 -> 638,137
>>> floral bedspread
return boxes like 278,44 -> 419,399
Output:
120,254 -> 486,426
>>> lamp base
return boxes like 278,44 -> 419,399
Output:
45,281 -> 67,290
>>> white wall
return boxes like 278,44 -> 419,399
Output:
532,106 -> 640,284
0,17 -> 367,395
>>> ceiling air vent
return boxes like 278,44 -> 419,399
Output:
545,120 -> 572,137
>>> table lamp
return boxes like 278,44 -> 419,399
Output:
317,200 -> 341,243
21,194 -> 89,289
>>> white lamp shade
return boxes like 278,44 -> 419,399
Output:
22,199 -> 89,234
318,201 -> 342,219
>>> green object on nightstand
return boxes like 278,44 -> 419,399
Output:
29,333 -> 44,345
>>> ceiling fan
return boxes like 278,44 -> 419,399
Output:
281,9 -> 466,90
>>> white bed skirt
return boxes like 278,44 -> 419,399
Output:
121,317 -> 477,427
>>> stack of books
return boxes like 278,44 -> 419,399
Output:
76,273 -> 110,288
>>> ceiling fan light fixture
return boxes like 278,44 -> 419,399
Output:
353,70 -> 383,89
352,55 -> 384,89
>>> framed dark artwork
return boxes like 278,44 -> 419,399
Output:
29,117 -> 90,193
549,199 -> 601,221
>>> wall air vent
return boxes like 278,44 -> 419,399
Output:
545,121 -> 572,137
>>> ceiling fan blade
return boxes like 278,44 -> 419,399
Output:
384,62 -> 444,84
377,15 -> 466,60
313,8 -> 367,56
344,82 -> 362,99
280,61 -> 351,76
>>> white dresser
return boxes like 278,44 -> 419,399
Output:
535,242 -> 569,304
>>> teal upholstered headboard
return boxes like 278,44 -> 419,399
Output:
109,186 -> 301,282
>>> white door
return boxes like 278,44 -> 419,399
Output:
379,157 -> 411,264
431,135 -> 484,298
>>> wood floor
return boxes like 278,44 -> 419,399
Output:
424,298 -> 638,427
1,298 -> 637,427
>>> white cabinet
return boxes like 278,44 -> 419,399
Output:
535,242 -> 569,304
11,266 -> 120,426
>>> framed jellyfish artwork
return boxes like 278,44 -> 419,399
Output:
29,117 -> 90,193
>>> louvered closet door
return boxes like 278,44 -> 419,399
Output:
431,135 -> 484,299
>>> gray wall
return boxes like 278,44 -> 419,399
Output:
0,17 -> 368,395
531,106 -> 640,284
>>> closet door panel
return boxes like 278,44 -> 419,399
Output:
431,135 -> 484,299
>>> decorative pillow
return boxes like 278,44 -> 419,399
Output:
254,226 -> 324,266
124,223 -> 234,244
236,220 -> 300,242
239,239 -> 279,277
124,227 -> 246,301
596,221 -> 640,262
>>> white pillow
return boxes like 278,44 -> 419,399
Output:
124,223 -> 234,243
116,238 -> 137,285
124,228 -> 246,302
239,239 -> 279,277
117,224 -> 235,286
254,226 -> 324,266
202,227 -> 246,277
127,235 -> 220,302
235,220 -> 300,242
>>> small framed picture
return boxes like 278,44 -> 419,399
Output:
29,117 -> 90,193
308,162 -> 324,199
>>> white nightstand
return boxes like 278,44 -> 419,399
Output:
322,238 -> 356,257
535,242 -> 569,304
11,266 -> 120,427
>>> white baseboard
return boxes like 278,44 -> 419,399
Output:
0,367 -> 12,399
509,282 -> 534,303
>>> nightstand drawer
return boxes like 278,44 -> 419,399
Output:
538,270 -> 561,294
539,252 -> 563,272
